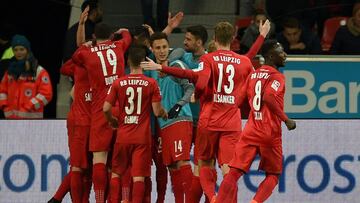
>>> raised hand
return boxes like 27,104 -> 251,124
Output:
259,19 -> 271,38
79,6 -> 89,25
168,12 -> 184,29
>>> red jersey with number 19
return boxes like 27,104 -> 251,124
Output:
195,50 -> 253,131
72,31 -> 131,114
241,65 -> 287,146
106,74 -> 162,144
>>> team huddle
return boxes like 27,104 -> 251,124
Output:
48,11 -> 296,203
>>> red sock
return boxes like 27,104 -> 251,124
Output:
143,177 -> 152,203
92,163 -> 107,203
54,172 -> 71,201
179,164 -> 193,202
170,169 -> 184,203
132,181 -> 145,203
110,177 -> 121,203
107,171 -> 112,203
253,174 -> 279,203
189,176 -> 203,203
122,168 -> 132,201
82,173 -> 92,203
70,171 -> 83,203
156,164 -> 168,203
217,168 -> 243,203
199,167 -> 217,200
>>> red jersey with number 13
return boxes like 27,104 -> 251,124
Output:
72,31 -> 131,113
196,50 -> 253,131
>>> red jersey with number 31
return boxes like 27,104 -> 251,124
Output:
72,31 -> 131,114
106,74 -> 162,144
195,50 -> 253,131
241,65 -> 286,146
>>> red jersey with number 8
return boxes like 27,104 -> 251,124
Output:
106,74 -> 162,144
72,31 -> 132,114
241,65 -> 286,146
195,50 -> 253,131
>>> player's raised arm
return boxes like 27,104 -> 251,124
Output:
245,19 -> 271,59
162,12 -> 184,36
76,5 -> 89,47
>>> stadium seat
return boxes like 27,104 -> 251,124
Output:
321,16 -> 348,51
235,16 -> 253,29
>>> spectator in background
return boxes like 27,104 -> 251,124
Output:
140,0 -> 169,31
240,9 -> 276,53
276,17 -> 321,54
0,35 -> 53,119
330,3 -> 360,54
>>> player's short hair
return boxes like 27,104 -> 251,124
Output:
261,39 -> 278,58
128,45 -> 147,67
186,25 -> 208,45
282,17 -> 300,29
150,32 -> 168,47
81,0 -> 99,13
214,22 -> 234,46
94,23 -> 113,40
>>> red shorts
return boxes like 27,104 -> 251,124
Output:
112,143 -> 152,177
230,139 -> 283,174
195,128 -> 240,165
161,121 -> 192,166
89,111 -> 116,152
67,124 -> 91,169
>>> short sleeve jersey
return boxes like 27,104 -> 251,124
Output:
242,65 -> 286,146
72,31 -> 131,114
196,50 -> 253,131
106,74 -> 162,144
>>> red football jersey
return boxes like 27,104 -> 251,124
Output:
72,31 -> 131,114
241,65 -> 288,146
60,59 -> 91,126
195,50 -> 253,131
106,74 -> 162,144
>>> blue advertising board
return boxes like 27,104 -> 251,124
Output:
281,56 -> 360,118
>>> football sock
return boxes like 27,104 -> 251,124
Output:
199,167 -> 217,200
179,164 -> 193,202
107,171 -> 112,203
92,163 -> 107,203
70,171 -> 83,203
53,172 -> 71,201
82,173 -> 92,203
253,174 -> 279,203
216,168 -> 243,203
170,169 -> 184,203
156,164 -> 168,203
121,169 -> 131,201
143,177 -> 152,203
110,177 -> 121,203
189,176 -> 203,203
132,181 -> 145,203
